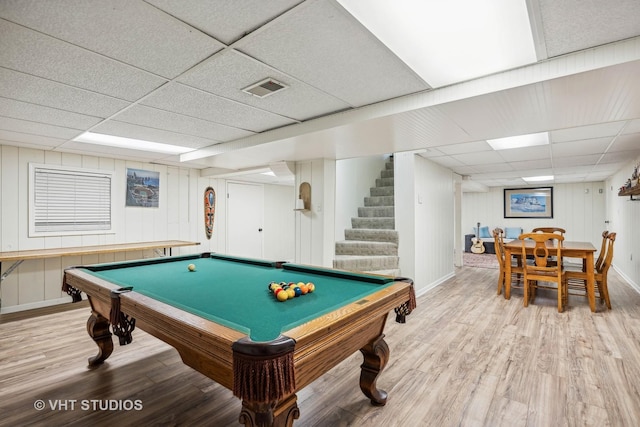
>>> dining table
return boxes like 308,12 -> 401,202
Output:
503,239 -> 598,312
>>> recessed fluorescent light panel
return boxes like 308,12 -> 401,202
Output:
487,132 -> 549,150
337,0 -> 537,87
73,132 -> 192,154
523,175 -> 554,182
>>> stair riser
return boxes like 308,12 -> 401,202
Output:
352,218 -> 395,229
370,187 -> 394,197
376,177 -> 394,187
335,242 -> 398,256
381,169 -> 394,179
344,229 -> 398,243
364,196 -> 395,207
333,256 -> 399,271
358,207 -> 394,217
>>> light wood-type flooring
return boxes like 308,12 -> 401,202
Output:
2,265 -> 640,427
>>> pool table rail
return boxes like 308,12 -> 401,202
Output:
62,258 -> 416,427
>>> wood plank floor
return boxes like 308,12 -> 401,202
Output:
2,265 -> 640,426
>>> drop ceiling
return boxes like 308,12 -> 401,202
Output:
1,0 -> 640,188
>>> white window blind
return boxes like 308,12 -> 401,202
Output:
31,165 -> 112,234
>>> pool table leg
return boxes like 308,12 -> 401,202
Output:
359,334 -> 389,406
239,394 -> 299,427
86,311 -> 114,366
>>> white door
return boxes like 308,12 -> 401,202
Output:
226,182 -> 264,258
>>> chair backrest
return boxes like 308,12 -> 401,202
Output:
595,230 -> 610,271
492,228 -> 505,267
599,232 -> 616,275
519,232 -> 564,270
532,227 -> 566,235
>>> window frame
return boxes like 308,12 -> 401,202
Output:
28,163 -> 115,237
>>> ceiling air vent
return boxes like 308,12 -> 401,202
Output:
242,78 -> 288,98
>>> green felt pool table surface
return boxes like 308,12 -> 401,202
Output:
80,253 -> 397,342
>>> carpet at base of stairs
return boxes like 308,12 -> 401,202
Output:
333,255 -> 400,276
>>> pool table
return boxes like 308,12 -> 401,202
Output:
63,253 -> 416,426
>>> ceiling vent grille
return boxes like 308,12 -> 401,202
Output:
242,78 -> 288,98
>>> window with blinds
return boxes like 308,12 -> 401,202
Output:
29,164 -> 113,235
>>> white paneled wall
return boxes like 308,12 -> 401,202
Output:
295,159 -> 336,267
462,183 -> 606,245
0,145 -> 296,313
606,157 -> 640,292
395,153 -> 455,295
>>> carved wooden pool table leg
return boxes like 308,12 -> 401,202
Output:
86,311 -> 113,366
239,394 -> 299,427
359,334 -> 389,406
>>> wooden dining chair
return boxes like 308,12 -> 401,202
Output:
493,228 -> 524,296
595,230 -> 610,271
519,232 -> 567,312
532,227 -> 566,235
565,232 -> 616,309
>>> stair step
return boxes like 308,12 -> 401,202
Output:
376,177 -> 394,187
358,206 -> 394,218
370,186 -> 394,197
345,228 -> 399,243
385,161 -> 394,170
364,195 -> 394,207
380,169 -> 394,179
333,255 -> 399,272
335,240 -> 398,256
351,217 -> 395,229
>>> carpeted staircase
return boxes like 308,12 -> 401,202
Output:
333,158 -> 400,276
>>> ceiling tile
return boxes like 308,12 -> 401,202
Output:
141,83 -> 298,132
235,0 -> 429,107
497,145 -> 550,162
145,0 -> 303,45
436,140 -> 491,155
177,49 -> 351,121
538,0 -> 640,58
452,150 -> 506,165
609,132 -> 640,151
0,19 -> 167,101
112,105 -> 255,142
0,130 -> 66,148
553,153 -> 602,167
551,137 -> 612,157
465,162 -> 515,173
550,121 -> 625,142
0,68 -> 131,117
600,150 -> 640,164
510,158 -> 553,170
0,97 -> 102,129
0,116 -> 81,139
0,0 -> 222,79
622,118 -> 640,134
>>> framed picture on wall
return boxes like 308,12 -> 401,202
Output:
126,168 -> 159,207
504,187 -> 553,218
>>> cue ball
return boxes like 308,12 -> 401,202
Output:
187,263 -> 196,271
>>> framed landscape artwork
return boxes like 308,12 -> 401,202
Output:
504,187 -> 553,218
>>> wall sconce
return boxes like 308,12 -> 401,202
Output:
294,182 -> 311,211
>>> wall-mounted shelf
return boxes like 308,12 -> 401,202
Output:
294,182 -> 311,211
618,184 -> 640,200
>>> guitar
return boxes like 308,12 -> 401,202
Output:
471,222 -> 486,254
